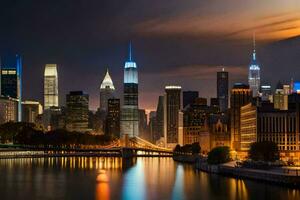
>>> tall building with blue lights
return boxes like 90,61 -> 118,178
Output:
121,43 -> 139,138
248,37 -> 260,97
0,54 -> 22,122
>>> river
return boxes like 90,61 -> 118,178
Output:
0,157 -> 299,200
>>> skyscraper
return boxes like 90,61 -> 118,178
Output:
164,86 -> 181,147
248,36 -> 261,97
120,43 -> 139,138
155,96 -> 164,141
217,68 -> 228,112
0,55 -> 22,121
106,98 -> 120,138
44,64 -> 58,110
100,68 -> 115,112
66,91 -> 89,132
183,91 -> 199,108
230,83 -> 252,150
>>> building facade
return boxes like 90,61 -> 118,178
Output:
209,114 -> 230,149
164,86 -> 181,147
230,83 -> 252,150
22,101 -> 43,123
240,103 -> 257,151
105,98 -> 120,138
0,96 -> 18,124
217,68 -> 228,112
100,69 -> 115,112
120,44 -> 139,138
183,100 -> 210,153
0,55 -> 22,121
44,64 -> 58,110
66,91 -> 89,132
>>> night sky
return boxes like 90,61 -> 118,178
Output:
0,0 -> 299,111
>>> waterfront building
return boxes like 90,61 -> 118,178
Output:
239,99 -> 300,163
248,37 -> 260,97
164,86 -> 181,148
217,68 -> 228,112
44,64 -> 58,110
209,113 -> 230,149
0,96 -> 18,124
99,68 -> 115,112
120,43 -> 139,138
230,83 -> 252,151
240,103 -> 257,151
183,100 -> 210,153
22,100 -> 43,123
66,91 -> 89,132
105,98 -> 120,138
183,91 -> 199,108
0,55 -> 22,121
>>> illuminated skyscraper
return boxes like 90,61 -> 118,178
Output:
164,86 -> 181,148
0,55 -> 22,121
44,64 -> 58,110
230,83 -> 252,151
217,68 -> 228,112
248,36 -> 260,97
120,43 -> 139,138
66,91 -> 89,132
100,68 -> 115,112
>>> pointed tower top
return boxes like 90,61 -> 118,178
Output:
252,32 -> 256,60
100,68 -> 115,90
129,42 -> 132,61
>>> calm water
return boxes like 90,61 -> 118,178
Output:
0,157 -> 299,200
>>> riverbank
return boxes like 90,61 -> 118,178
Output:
173,156 -> 300,187
196,160 -> 300,187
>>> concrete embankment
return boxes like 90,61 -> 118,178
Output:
195,160 -> 300,187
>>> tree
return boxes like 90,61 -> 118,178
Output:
207,146 -> 230,165
249,141 -> 279,162
174,144 -> 181,153
191,142 -> 201,154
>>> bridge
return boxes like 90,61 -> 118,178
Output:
0,137 -> 173,159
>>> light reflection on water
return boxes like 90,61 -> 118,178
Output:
0,157 -> 299,200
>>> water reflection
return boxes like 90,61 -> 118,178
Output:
0,157 -> 300,200
172,165 -> 185,200
96,170 -> 110,200
122,159 -> 146,200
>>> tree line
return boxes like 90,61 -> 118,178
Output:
0,122 -> 115,147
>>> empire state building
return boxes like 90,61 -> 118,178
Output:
248,37 -> 260,97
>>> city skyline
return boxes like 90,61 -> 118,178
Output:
0,0 -> 299,111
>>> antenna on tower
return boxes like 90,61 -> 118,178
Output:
253,32 -> 256,52
129,42 -> 132,61
252,32 -> 256,60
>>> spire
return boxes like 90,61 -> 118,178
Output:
100,68 -> 115,90
129,42 -> 132,61
252,32 -> 256,60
